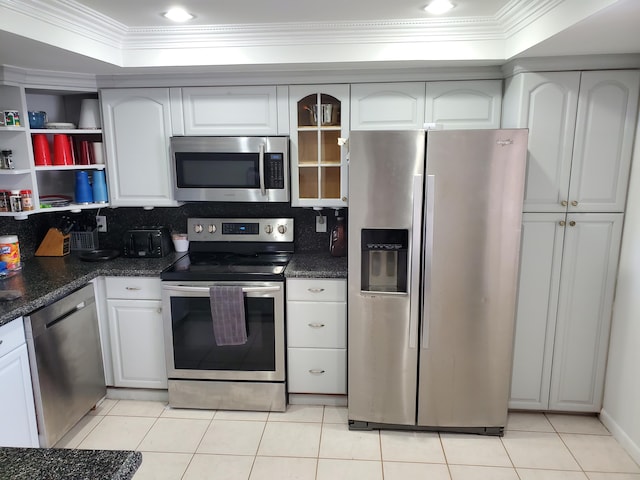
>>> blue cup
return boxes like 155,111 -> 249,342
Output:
92,170 -> 108,203
28,111 -> 47,129
74,171 -> 93,204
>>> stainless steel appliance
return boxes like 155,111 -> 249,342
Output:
123,226 -> 173,258
24,284 -> 106,447
348,129 -> 528,435
161,217 -> 293,411
170,136 -> 289,203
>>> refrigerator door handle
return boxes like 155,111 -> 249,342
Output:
422,174 -> 435,349
409,173 -> 423,349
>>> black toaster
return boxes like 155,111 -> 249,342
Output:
123,226 -> 173,258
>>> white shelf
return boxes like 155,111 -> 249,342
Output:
0,169 -> 32,175
35,164 -> 105,171
0,126 -> 26,132
30,129 -> 102,135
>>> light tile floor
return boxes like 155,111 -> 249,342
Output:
55,399 -> 640,480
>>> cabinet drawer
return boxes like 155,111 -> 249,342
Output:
287,302 -> 346,348
287,279 -> 346,302
0,318 -> 25,358
287,348 -> 346,394
105,277 -> 162,300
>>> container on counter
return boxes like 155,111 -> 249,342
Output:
0,190 -> 9,212
20,189 -> 34,211
0,235 -> 21,270
9,190 -> 22,212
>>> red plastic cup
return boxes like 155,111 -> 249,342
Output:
53,134 -> 73,166
78,140 -> 93,165
32,134 -> 52,166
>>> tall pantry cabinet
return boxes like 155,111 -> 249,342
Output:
503,69 -> 640,412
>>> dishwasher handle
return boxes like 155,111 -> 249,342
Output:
44,300 -> 87,330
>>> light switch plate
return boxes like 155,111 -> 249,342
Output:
316,216 -> 327,233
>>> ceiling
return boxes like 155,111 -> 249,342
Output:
0,0 -> 638,77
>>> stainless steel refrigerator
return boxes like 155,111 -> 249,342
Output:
347,129 -> 527,436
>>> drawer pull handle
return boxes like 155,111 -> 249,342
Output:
307,288 -> 325,293
125,287 -> 142,291
309,369 -> 326,375
308,323 -> 325,328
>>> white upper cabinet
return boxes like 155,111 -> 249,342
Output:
179,86 -> 289,136
569,71 -> 640,213
350,82 -> 425,130
425,80 -> 502,129
289,84 -> 349,208
502,70 -> 639,213
101,88 -> 179,207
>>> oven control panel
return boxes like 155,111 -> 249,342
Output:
187,217 -> 294,242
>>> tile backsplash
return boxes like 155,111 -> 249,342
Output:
0,204 -> 347,259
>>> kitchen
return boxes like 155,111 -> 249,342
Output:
1,0 -> 640,478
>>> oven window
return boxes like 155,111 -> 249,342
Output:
175,152 -> 259,188
170,296 -> 275,371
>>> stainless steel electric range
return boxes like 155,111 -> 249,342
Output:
161,217 -> 293,412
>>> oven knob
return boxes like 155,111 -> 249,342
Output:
208,224 -> 217,234
277,224 -> 287,235
265,225 -> 273,234
194,224 -> 204,233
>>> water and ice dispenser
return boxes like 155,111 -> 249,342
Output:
360,229 -> 408,293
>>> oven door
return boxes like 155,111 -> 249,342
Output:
162,281 -> 285,382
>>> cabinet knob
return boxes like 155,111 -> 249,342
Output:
308,323 -> 326,328
157,308 -> 162,314
559,221 -> 566,226
307,288 -> 325,293
561,200 -> 568,207
569,220 -> 576,226
571,200 -> 578,206
308,369 -> 326,375
0,339 -> 3,346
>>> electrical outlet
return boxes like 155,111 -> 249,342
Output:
96,215 -> 107,233
315,215 -> 327,233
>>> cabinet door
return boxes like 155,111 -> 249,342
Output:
290,85 -> 349,208
101,89 -> 178,207
502,72 -> 580,213
181,86 -> 280,135
107,299 -> 167,389
549,213 -> 623,412
425,80 -> 502,130
350,82 -> 425,130
568,70 -> 640,213
0,344 -> 39,447
509,213 -> 565,410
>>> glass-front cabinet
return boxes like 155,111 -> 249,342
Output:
289,85 -> 349,208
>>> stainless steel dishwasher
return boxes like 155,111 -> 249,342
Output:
24,283 -> 106,447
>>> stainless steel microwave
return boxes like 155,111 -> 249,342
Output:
170,136 -> 289,203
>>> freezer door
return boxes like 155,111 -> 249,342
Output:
348,130 -> 425,426
417,129 -> 527,428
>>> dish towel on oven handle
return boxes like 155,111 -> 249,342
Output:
209,286 -> 248,346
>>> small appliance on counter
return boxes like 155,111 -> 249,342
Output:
123,227 -> 173,258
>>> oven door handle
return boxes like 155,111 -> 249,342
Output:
162,285 -> 281,294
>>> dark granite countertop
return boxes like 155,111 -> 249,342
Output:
286,252 -> 348,279
0,252 -> 185,327
0,447 -> 141,480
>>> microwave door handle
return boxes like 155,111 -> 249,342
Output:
163,285 -> 282,294
259,143 -> 266,196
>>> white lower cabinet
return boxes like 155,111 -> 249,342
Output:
510,213 -> 623,411
0,318 -> 39,447
105,277 -> 167,389
286,278 -> 347,395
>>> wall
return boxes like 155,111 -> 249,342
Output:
0,203 -> 345,259
600,112 -> 640,464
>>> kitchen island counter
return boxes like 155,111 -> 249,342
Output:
285,252 -> 347,279
0,252 -> 185,327
0,447 -> 141,480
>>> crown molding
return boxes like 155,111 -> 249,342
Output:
0,65 -> 97,90
502,54 -> 640,76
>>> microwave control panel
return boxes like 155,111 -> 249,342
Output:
265,154 -> 285,189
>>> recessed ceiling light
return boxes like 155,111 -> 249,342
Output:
424,0 -> 455,15
163,7 -> 194,22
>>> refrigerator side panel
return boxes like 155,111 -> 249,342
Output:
348,130 -> 425,426
417,129 -> 527,429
